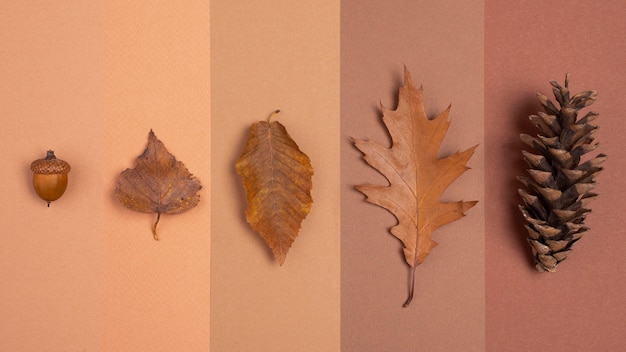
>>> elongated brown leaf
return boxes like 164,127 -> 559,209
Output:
354,67 -> 477,306
236,110 -> 313,265
115,130 -> 202,240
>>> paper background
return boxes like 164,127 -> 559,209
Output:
1,1 -> 625,351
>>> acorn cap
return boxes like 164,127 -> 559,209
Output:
31,150 -> 71,174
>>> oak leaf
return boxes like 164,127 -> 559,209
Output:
236,110 -> 313,265
353,67 -> 477,307
115,130 -> 202,240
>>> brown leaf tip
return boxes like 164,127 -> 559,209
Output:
402,65 -> 416,89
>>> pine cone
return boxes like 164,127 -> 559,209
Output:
518,75 -> 606,272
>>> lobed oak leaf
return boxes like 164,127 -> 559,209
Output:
236,110 -> 313,265
115,130 -> 202,240
353,67 -> 477,307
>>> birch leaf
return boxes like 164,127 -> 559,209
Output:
236,110 -> 313,265
115,130 -> 202,240
353,67 -> 477,306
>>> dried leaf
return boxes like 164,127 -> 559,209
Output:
236,110 -> 313,265
115,130 -> 202,240
353,67 -> 477,306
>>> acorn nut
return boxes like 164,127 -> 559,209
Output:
30,150 -> 71,207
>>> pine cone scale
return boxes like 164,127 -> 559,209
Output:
545,239 -> 569,252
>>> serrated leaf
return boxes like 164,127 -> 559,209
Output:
236,110 -> 314,265
353,67 -> 477,306
115,130 -> 202,240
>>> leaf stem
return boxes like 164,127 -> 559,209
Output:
403,266 -> 417,307
268,109 -> 281,122
152,212 -> 161,241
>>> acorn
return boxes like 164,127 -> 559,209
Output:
30,150 -> 71,207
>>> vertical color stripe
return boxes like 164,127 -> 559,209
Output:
103,2 -> 211,351
211,0 -> 340,351
341,0 -> 485,351
0,2 -> 103,350
485,1 -> 626,351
